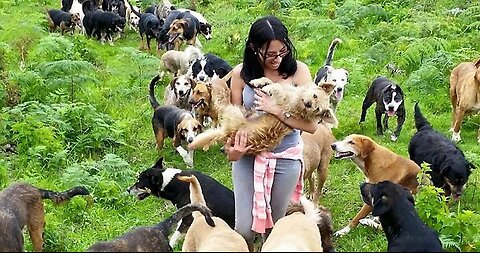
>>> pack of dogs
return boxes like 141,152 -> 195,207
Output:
21,1 -> 480,251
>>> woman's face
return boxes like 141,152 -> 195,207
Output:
258,40 -> 289,70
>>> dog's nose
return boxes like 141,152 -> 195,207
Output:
331,143 -> 336,150
199,76 -> 206,81
179,90 -> 184,96
305,101 -> 312,108
337,87 -> 343,92
188,137 -> 194,143
388,106 -> 394,111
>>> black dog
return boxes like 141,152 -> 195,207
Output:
361,181 -> 442,252
86,203 -> 215,252
409,102 -> 474,200
128,2 -> 164,52
359,76 -> 405,141
102,0 -> 126,18
190,53 -> 233,83
127,157 -> 235,247
83,10 -> 125,44
46,9 -> 81,35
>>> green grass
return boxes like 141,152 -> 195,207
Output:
1,0 -> 480,251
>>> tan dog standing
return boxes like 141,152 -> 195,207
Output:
177,175 -> 249,252
449,58 -> 480,143
301,123 -> 335,205
331,134 -> 420,237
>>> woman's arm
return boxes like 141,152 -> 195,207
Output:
230,64 -> 244,106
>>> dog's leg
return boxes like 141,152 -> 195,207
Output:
176,146 -> 193,167
359,216 -> 382,230
452,107 -> 465,142
359,98 -> 374,123
375,109 -> 384,136
28,203 -> 46,252
382,113 -> 389,131
314,157 -> 329,204
169,223 -> 186,248
334,204 -> 373,237
392,111 -> 405,141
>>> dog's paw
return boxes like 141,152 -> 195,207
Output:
390,134 -> 398,142
451,131 -> 461,143
334,226 -> 350,237
359,218 -> 382,230
184,157 -> 194,168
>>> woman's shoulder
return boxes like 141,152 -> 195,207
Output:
293,60 -> 313,85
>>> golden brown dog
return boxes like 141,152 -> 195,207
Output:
449,58 -> 480,143
0,182 -> 89,252
177,175 -> 249,252
301,123 -> 335,205
261,196 -> 324,252
188,73 -> 232,127
167,18 -> 199,51
189,78 -> 338,155
331,134 -> 420,237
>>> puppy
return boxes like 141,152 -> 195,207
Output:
331,134 -> 420,236
163,74 -> 196,111
361,181 -> 442,252
46,9 -> 81,35
314,38 -> 349,112
409,102 -> 474,200
126,157 -> 235,248
129,2 -> 164,53
449,58 -> 480,143
261,196 -> 324,252
188,74 -> 232,127
160,45 -> 203,77
359,76 -> 405,141
189,78 -> 338,155
167,11 -> 201,50
0,183 -> 89,252
86,203 -> 215,252
189,53 -> 233,83
301,123 -> 335,205
149,75 -> 202,167
178,175 -> 249,252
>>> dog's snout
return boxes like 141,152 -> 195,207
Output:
388,106 -> 394,111
199,76 -> 206,81
305,101 -> 312,108
337,87 -> 343,92
331,143 -> 337,150
187,137 -> 194,143
179,90 -> 184,96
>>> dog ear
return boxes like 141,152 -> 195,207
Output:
188,78 -> 197,89
153,157 -> 164,169
474,58 -> 480,68
318,82 -> 335,95
360,182 -> 375,206
360,137 -> 375,158
170,77 -> 178,90
159,18 -> 165,27
318,109 -> 338,129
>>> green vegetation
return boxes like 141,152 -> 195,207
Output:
1,0 -> 479,251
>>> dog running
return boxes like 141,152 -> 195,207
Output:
0,182 -> 89,252
409,102 -> 474,200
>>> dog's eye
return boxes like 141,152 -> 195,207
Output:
348,140 -> 354,144
313,94 -> 318,99
333,79 -> 337,82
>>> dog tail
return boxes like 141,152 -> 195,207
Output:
414,102 -> 432,131
155,203 -> 216,236
39,186 -> 90,204
324,38 -> 342,66
149,74 -> 162,109
176,175 -> 211,220
127,0 -> 142,17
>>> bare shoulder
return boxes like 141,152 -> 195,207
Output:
232,64 -> 243,78
293,61 -> 313,86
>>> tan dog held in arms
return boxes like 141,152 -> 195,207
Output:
0,183 -> 90,252
189,77 -> 338,155
261,196 -> 324,252
449,58 -> 480,143
177,175 -> 249,252
331,134 -> 420,237
301,123 -> 335,205
188,73 -> 232,127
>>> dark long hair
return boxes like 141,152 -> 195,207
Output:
240,15 -> 297,83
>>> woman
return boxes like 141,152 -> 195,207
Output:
224,15 -> 317,250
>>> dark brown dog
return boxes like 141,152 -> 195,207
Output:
449,58 -> 480,143
0,182 -> 89,252
46,9 -> 81,35
86,203 -> 215,252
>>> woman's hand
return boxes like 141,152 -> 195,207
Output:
253,89 -> 282,117
224,129 -> 252,161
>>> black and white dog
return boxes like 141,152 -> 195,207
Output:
128,1 -> 164,52
360,181 -> 442,252
314,38 -> 349,112
359,76 -> 405,141
409,103 -> 474,200
127,157 -> 235,248
189,53 -> 232,83
83,8 -> 126,44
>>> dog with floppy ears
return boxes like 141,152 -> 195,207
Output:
86,203 -> 215,252
0,182 -> 90,252
331,134 -> 420,237
189,77 -> 338,154
409,103 -> 474,200
361,181 -> 442,252
360,76 -> 406,141
149,75 -> 202,167
177,175 -> 249,252
449,58 -> 480,143
163,74 -> 197,111
127,157 -> 235,248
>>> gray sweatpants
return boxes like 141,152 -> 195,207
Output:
232,155 -> 302,244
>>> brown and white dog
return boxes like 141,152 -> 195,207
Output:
167,12 -> 201,51
449,58 -> 480,143
330,134 -> 420,237
163,74 -> 196,111
261,196 -> 327,252
149,75 -> 202,167
178,175 -> 249,252
0,183 -> 89,252
301,123 -> 335,205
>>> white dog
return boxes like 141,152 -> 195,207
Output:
164,74 -> 196,111
160,45 -> 203,77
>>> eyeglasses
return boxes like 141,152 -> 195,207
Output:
258,47 -> 290,60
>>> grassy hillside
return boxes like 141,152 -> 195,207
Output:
1,0 -> 479,251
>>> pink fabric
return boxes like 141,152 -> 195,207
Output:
251,141 -> 304,233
